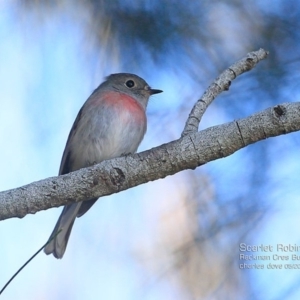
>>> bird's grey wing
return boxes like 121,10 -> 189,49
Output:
60,105 -> 99,218
59,106 -> 84,175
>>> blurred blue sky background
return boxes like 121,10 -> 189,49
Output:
1,1 -> 300,299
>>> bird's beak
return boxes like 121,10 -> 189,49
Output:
149,88 -> 163,95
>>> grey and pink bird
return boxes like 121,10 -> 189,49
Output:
44,73 -> 162,258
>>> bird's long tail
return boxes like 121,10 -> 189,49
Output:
44,203 -> 81,259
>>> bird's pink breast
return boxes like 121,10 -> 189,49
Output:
95,91 -> 146,124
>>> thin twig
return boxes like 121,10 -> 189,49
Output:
0,230 -> 62,295
181,48 -> 269,137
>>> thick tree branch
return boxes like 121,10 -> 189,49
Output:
1,49 -> 297,221
181,48 -> 269,137
1,101 -> 300,221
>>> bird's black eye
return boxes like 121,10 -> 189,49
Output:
125,80 -> 135,88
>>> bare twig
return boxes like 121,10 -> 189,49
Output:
181,48 -> 269,137
0,230 -> 62,295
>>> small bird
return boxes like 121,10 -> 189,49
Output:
44,73 -> 162,258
